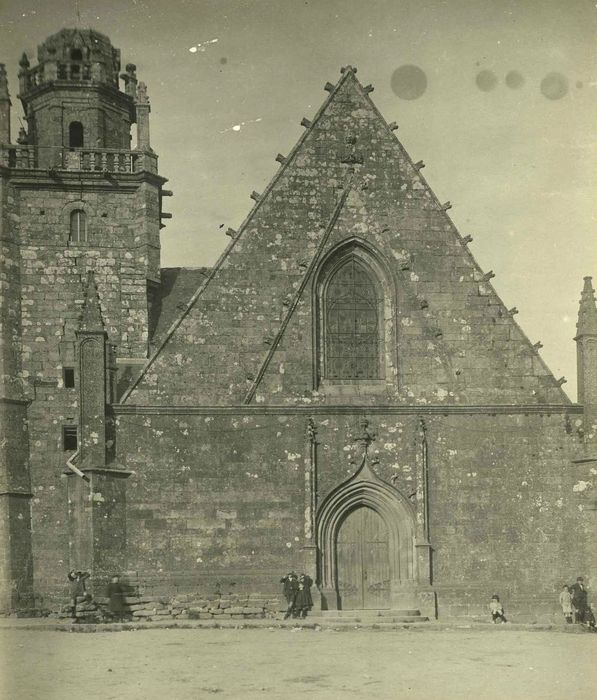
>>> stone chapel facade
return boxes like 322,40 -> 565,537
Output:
0,29 -> 595,619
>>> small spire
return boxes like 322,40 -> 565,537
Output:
0,64 -> 9,99
136,81 -> 149,105
79,271 -> 106,333
19,52 -> 30,70
577,276 -> 597,337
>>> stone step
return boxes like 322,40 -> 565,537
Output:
309,615 -> 428,624
319,609 -> 421,618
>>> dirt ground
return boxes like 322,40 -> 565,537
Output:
1,626 -> 596,700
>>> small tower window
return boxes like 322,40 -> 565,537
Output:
63,367 -> 75,389
69,210 -> 87,244
70,48 -> 83,61
62,425 -> 78,451
69,121 -> 84,148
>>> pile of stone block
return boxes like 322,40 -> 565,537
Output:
57,595 -> 103,622
171,592 -> 283,620
124,595 -> 172,620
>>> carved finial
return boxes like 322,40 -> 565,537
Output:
0,64 -> 8,98
136,81 -> 149,104
19,52 -> 30,70
577,276 -> 597,337
388,121 -> 399,131
275,153 -> 286,164
482,270 -> 495,281
354,418 -> 376,451
462,235 -> 473,244
324,81 -> 335,92
79,271 -> 106,333
533,341 -> 543,351
300,117 -> 311,128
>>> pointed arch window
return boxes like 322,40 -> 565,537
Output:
69,210 -> 87,243
324,258 -> 382,379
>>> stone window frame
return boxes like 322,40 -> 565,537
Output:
63,367 -> 75,389
62,425 -> 78,451
69,121 -> 84,148
313,238 -> 398,390
63,201 -> 92,246
69,209 -> 87,243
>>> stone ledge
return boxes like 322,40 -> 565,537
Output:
1,617 -> 594,635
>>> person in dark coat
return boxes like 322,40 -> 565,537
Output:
570,577 -> 589,623
68,570 -> 90,620
107,575 -> 127,622
294,573 -> 314,619
280,571 -> 298,619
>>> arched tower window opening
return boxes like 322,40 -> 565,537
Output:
324,258 -> 381,380
69,210 -> 87,243
69,121 -> 84,148
70,49 -> 83,61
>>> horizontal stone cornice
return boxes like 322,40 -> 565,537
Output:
2,169 -> 166,190
113,403 -> 582,417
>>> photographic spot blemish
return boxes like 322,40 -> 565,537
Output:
476,70 -> 498,92
540,72 -> 568,100
576,80 -> 583,89
189,38 -> 219,54
220,57 -> 227,65
505,70 -> 524,89
220,117 -> 262,134
391,65 -> 427,100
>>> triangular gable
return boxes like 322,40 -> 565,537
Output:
123,68 -> 568,406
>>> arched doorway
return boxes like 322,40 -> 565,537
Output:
336,505 -> 390,609
317,462 -> 416,611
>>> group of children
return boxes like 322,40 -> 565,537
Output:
70,568 -> 593,627
68,570 -> 127,622
559,577 -> 595,627
491,576 -> 594,628
280,571 -> 314,619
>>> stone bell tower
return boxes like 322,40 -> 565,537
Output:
0,28 -> 171,609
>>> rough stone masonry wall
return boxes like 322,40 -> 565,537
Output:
128,71 -> 566,407
114,409 -> 590,620
30,87 -> 132,153
0,171 -> 34,611
13,179 -> 153,605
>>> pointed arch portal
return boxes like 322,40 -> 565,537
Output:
317,466 -> 416,610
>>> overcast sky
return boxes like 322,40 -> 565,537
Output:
1,0 -> 595,400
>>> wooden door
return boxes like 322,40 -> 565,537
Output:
336,506 -> 390,609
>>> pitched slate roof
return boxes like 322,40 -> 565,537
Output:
149,267 -> 211,349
